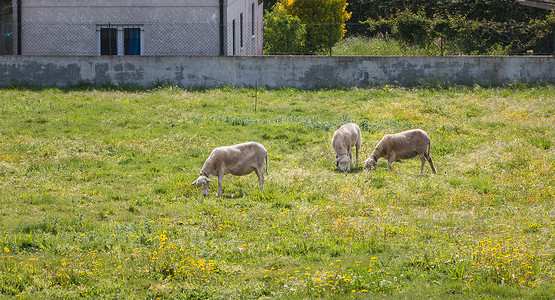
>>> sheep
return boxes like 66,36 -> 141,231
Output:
332,123 -> 362,171
363,129 -> 437,174
191,142 -> 268,197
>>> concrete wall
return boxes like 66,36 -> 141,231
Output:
1,55 -> 553,88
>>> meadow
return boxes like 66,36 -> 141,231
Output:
0,84 -> 554,299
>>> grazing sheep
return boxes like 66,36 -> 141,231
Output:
332,123 -> 362,171
363,129 -> 437,174
191,142 -> 268,197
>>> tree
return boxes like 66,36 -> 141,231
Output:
393,10 -> 431,47
283,0 -> 351,53
264,2 -> 306,54
264,0 -> 281,12
346,0 -> 548,24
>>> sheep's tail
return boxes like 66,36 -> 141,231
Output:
265,152 -> 269,175
427,139 -> 432,156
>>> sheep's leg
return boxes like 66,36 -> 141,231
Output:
217,175 -> 224,197
419,154 -> 426,174
387,157 -> 398,173
255,168 -> 264,191
426,154 -> 437,174
355,145 -> 359,168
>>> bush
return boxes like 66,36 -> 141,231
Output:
364,11 -> 555,55
283,0 -> 351,53
393,10 -> 431,47
264,3 -> 306,55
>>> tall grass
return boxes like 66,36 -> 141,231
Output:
0,85 -> 554,298
333,36 -> 443,56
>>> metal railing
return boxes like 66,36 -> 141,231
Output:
265,21 -> 555,56
1,20 -> 553,56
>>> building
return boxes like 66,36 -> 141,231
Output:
9,0 -> 263,56
517,0 -> 555,10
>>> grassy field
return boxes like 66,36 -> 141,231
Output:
0,84 -> 554,299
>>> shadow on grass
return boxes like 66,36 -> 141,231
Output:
333,166 -> 366,174
220,189 -> 245,199
1,82 -> 213,93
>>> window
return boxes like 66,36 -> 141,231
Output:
98,25 -> 142,56
232,19 -> 236,55
100,27 -> 117,55
240,13 -> 244,48
251,3 -> 255,36
124,28 -> 141,55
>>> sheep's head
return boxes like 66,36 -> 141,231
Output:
363,156 -> 378,170
334,156 -> 351,171
191,175 -> 212,197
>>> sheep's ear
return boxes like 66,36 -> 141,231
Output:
191,179 -> 198,186
333,157 -> 340,162
206,178 -> 212,182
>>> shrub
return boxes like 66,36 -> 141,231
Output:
264,3 -> 306,55
364,11 -> 555,55
283,0 -> 351,53
393,10 -> 431,47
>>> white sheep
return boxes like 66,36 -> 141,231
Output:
332,123 -> 362,171
363,129 -> 437,174
191,142 -> 268,197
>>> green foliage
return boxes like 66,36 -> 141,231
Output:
393,10 -> 431,47
283,0 -> 352,53
529,12 -> 555,54
264,1 -> 554,55
347,0 -> 549,24
363,11 -> 555,55
264,3 -> 307,55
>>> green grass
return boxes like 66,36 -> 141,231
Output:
0,84 -> 554,299
333,36 -> 444,56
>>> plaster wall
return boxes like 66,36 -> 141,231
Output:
1,55 -> 553,88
